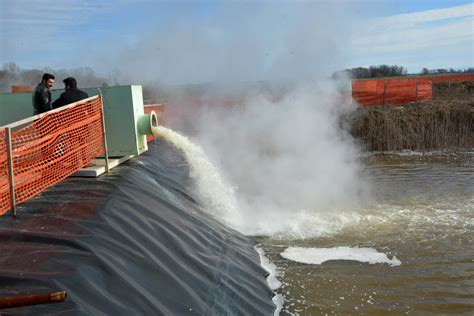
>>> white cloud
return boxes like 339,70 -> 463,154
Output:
0,0 -> 108,66
372,3 -> 473,28
350,3 -> 474,69
1,1 -> 472,75
1,0 -> 101,31
355,17 -> 473,52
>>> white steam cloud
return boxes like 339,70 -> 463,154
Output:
95,1 -> 356,85
96,1 -> 371,238
190,81 -> 369,237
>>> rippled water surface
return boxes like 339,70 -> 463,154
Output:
259,153 -> 474,315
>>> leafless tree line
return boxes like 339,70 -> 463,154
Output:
0,62 -> 116,93
333,65 -> 474,80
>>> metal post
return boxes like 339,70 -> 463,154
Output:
5,127 -> 17,217
99,95 -> 110,173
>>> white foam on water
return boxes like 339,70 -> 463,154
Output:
255,246 -> 282,290
189,83 -> 374,239
154,126 -> 472,241
255,246 -> 284,316
156,126 -> 286,313
239,208 -> 370,239
280,246 -> 401,266
153,125 -> 376,239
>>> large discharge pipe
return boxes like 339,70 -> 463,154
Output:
137,111 -> 160,138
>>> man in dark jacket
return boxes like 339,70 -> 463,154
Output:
32,73 -> 55,115
52,77 -> 89,109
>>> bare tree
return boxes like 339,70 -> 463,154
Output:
0,62 -> 112,92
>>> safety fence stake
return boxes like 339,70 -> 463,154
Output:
5,127 -> 17,217
415,80 -> 419,102
99,95 -> 110,173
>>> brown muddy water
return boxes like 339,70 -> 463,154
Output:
259,152 -> 473,315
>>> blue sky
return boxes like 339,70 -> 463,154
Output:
0,0 -> 473,84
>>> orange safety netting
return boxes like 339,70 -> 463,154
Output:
0,96 -> 105,216
429,73 -> 474,83
352,78 -> 432,106
0,129 -> 8,214
352,73 -> 474,107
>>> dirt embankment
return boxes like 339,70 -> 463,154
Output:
350,82 -> 474,151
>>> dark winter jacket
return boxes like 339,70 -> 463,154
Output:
32,83 -> 52,115
52,88 -> 89,109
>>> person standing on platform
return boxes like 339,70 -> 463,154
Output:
52,77 -> 90,166
52,77 -> 89,109
32,73 -> 55,115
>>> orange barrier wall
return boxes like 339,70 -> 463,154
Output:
0,96 -> 105,216
352,73 -> 474,107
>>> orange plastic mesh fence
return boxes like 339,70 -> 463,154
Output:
430,73 -> 474,83
0,129 -> 9,214
352,78 -> 432,106
0,96 -> 105,216
352,73 -> 474,107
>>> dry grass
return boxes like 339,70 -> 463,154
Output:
349,82 -> 474,151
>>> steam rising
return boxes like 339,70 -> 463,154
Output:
97,1 -> 354,85
102,1 -> 370,238
190,82 -> 369,237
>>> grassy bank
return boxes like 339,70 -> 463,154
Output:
350,87 -> 473,152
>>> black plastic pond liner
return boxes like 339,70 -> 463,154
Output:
0,139 -> 275,315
